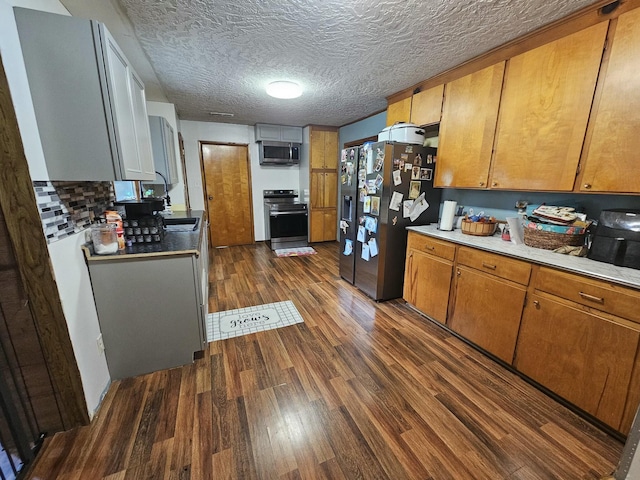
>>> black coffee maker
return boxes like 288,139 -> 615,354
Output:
588,209 -> 640,270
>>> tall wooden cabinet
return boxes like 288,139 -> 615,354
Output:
579,8 -> 640,194
308,126 -> 339,243
489,22 -> 608,191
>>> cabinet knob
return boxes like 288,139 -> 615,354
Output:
479,182 -> 485,186
533,300 -> 540,309
456,269 -> 461,276
583,183 -> 592,189
208,196 -> 213,200
491,182 -> 498,187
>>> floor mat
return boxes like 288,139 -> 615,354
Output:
274,246 -> 317,257
207,300 -> 304,342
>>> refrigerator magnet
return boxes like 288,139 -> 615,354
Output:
365,216 -> 378,233
409,181 -> 421,199
409,192 -> 430,222
401,153 -> 409,161
393,169 -> 402,186
363,196 -> 371,213
368,238 -> 379,257
343,239 -> 353,256
339,220 -> 348,234
427,154 -> 434,164
405,145 -> 414,153
392,216 -> 398,225
414,153 -> 423,165
374,149 -> 384,172
390,191 -> 403,211
411,166 -> 421,180
404,163 -> 413,173
357,225 -> 366,242
371,197 -> 380,216
420,168 -> 433,181
374,174 -> 384,190
403,200 -> 413,218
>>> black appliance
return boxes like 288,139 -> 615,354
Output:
263,190 -> 308,250
588,209 -> 640,270
343,141 -> 442,301
338,146 -> 361,284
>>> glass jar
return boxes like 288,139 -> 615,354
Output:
91,223 -> 118,255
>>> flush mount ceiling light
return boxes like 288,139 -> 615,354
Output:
266,81 -> 302,99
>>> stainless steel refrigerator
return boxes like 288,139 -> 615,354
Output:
346,141 -> 441,301
338,146 -> 361,284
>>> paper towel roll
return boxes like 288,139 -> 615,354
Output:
439,201 -> 457,231
507,216 -> 524,244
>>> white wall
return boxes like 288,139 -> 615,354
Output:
146,101 -> 186,210
1,0 -> 110,417
180,120 -> 300,241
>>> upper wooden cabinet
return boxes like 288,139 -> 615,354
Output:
386,97 -> 412,126
579,9 -> 640,194
410,85 -> 444,126
435,62 -> 505,189
310,129 -> 338,170
489,22 -> 608,191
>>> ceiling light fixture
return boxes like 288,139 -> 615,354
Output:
266,81 -> 302,99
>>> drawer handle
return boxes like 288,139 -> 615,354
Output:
578,291 -> 604,304
424,245 -> 435,250
482,262 -> 497,270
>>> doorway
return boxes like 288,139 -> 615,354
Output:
200,142 -> 254,247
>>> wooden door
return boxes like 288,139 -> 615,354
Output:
514,294 -> 639,429
580,9 -> 640,193
403,249 -> 453,324
386,97 -> 412,126
436,62 -> 505,188
201,143 -> 254,247
410,85 -> 444,126
489,22 -> 608,191
448,266 -> 526,363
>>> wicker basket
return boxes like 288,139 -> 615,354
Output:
461,220 -> 498,236
523,226 -> 585,250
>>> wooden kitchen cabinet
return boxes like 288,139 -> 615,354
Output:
579,8 -> 640,194
308,126 -> 338,242
489,22 -> 608,191
410,85 -> 444,126
386,97 -> 412,126
403,233 -> 456,324
310,129 -> 339,170
435,62 -> 505,189
310,210 -> 337,243
514,293 -> 639,430
310,172 -> 338,209
14,8 -> 155,181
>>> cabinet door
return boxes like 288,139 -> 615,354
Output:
310,172 -> 324,208
490,23 -> 607,191
323,172 -> 338,208
256,124 -> 282,141
448,266 -> 526,363
323,131 -> 338,170
128,69 -> 155,181
436,63 -> 505,188
281,126 -> 303,143
323,210 -> 337,242
386,97 -> 412,126
309,210 -> 325,243
164,119 -> 179,183
410,85 -> 444,126
514,294 -> 639,430
310,130 -> 326,169
580,9 -> 640,193
403,249 -> 453,324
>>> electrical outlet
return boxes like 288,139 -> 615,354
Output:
96,334 -> 105,353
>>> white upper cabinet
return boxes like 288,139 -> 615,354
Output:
255,123 -> 303,143
14,7 -> 155,181
149,116 -> 179,184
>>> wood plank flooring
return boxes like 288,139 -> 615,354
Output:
26,242 -> 623,479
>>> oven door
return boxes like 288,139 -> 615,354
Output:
269,210 -> 308,249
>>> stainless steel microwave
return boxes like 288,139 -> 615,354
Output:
259,141 -> 300,165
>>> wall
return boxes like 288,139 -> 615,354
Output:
179,120 -> 300,241
146,101 -> 186,210
1,0 -> 111,417
338,111 -> 386,148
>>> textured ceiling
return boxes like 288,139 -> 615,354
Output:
112,0 -> 600,127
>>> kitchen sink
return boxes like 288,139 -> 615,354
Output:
163,217 -> 199,231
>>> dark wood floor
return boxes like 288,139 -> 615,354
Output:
27,242 -> 622,479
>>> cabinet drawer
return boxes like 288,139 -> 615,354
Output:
407,232 -> 455,261
457,247 -> 531,285
535,267 -> 640,323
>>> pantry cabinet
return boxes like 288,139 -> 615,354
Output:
409,85 -> 444,126
309,210 -> 337,243
310,129 -> 339,170
489,22 -> 608,191
308,127 -> 339,242
435,62 -> 505,189
579,8 -> 640,194
14,8 -> 155,181
386,97 -> 412,126
403,233 -> 455,324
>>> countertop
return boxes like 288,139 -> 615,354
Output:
407,224 -> 640,290
82,210 -> 206,261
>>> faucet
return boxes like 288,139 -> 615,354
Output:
155,171 -> 171,207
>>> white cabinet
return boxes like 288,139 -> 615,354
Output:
255,123 -> 303,143
14,8 -> 155,181
149,116 -> 179,184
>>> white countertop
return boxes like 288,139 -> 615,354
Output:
408,224 -> 640,290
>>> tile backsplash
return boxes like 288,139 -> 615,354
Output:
34,181 -> 114,244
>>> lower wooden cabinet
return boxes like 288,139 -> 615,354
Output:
448,265 -> 526,363
310,209 -> 336,242
514,293 -> 639,430
404,249 -> 453,324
